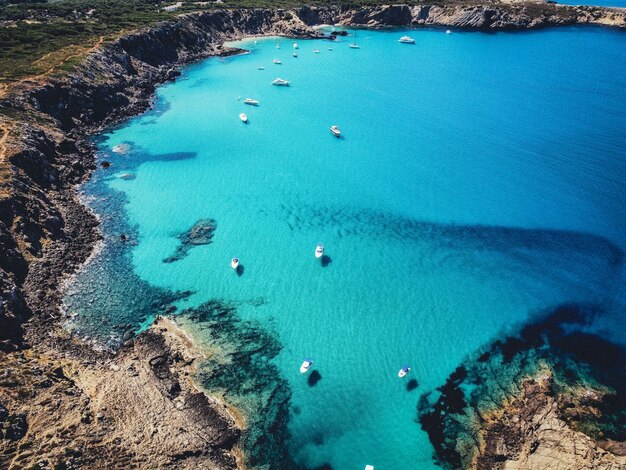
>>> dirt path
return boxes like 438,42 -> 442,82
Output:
0,122 -> 9,165
30,35 -> 105,84
0,35 -> 105,167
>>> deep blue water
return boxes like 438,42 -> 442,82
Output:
64,27 -> 626,469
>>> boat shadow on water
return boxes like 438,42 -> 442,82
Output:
236,264 -> 245,277
307,370 -> 322,387
321,255 -> 332,267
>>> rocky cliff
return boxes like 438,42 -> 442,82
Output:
0,5 -> 625,469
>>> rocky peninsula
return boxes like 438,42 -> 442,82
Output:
1,4 -> 625,469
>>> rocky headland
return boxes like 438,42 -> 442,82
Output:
1,4 -> 625,469
418,304 -> 626,469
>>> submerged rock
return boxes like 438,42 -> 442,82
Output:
163,218 -> 217,263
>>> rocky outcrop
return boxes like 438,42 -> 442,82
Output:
478,375 -> 626,469
0,317 -> 240,469
339,4 -> 626,30
418,304 -> 626,469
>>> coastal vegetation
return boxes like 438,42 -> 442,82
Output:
0,0 -> 610,83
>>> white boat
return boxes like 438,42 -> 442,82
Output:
365,466 -> 375,470
328,47 -> 333,51
313,49 -> 320,54
349,30 -> 360,49
293,41 -> 298,49
330,125 -> 341,137
446,29 -> 452,34
272,78 -> 290,86
243,98 -> 259,106
300,359 -> 313,374
257,66 -> 265,70
398,365 -> 411,378
315,243 -> 324,258
273,59 -> 282,64
239,113 -> 248,123
399,35 -> 416,44
231,258 -> 239,269
292,52 -> 298,58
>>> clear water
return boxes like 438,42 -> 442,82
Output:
68,27 -> 626,469
557,0 -> 626,8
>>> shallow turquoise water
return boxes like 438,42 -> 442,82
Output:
557,0 -> 626,7
68,27 -> 626,468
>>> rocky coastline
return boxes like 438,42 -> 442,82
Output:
1,4 -> 625,469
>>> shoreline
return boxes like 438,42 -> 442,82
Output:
1,5 -> 625,469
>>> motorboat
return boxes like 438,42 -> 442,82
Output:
257,66 -> 265,70
272,78 -> 290,86
446,29 -> 452,34
292,52 -> 298,58
231,258 -> 239,269
313,49 -> 320,54
328,47 -> 333,51
300,359 -> 313,374
239,113 -> 248,123
315,243 -> 324,258
273,59 -> 282,64
365,466 -> 375,470
399,35 -> 416,44
398,365 -> 411,378
243,98 -> 259,106
293,41 -> 298,49
330,125 -> 341,137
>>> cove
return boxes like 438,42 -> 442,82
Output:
64,27 -> 626,469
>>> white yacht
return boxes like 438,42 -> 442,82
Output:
398,365 -> 411,378
231,258 -> 239,269
300,359 -> 313,374
243,98 -> 259,106
349,30 -> 360,49
399,35 -> 416,44
315,243 -> 324,258
273,58 -> 282,64
239,113 -> 248,123
293,41 -> 298,49
330,125 -> 341,138
272,78 -> 290,86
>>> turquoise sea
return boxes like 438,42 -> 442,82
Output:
65,27 -> 626,469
